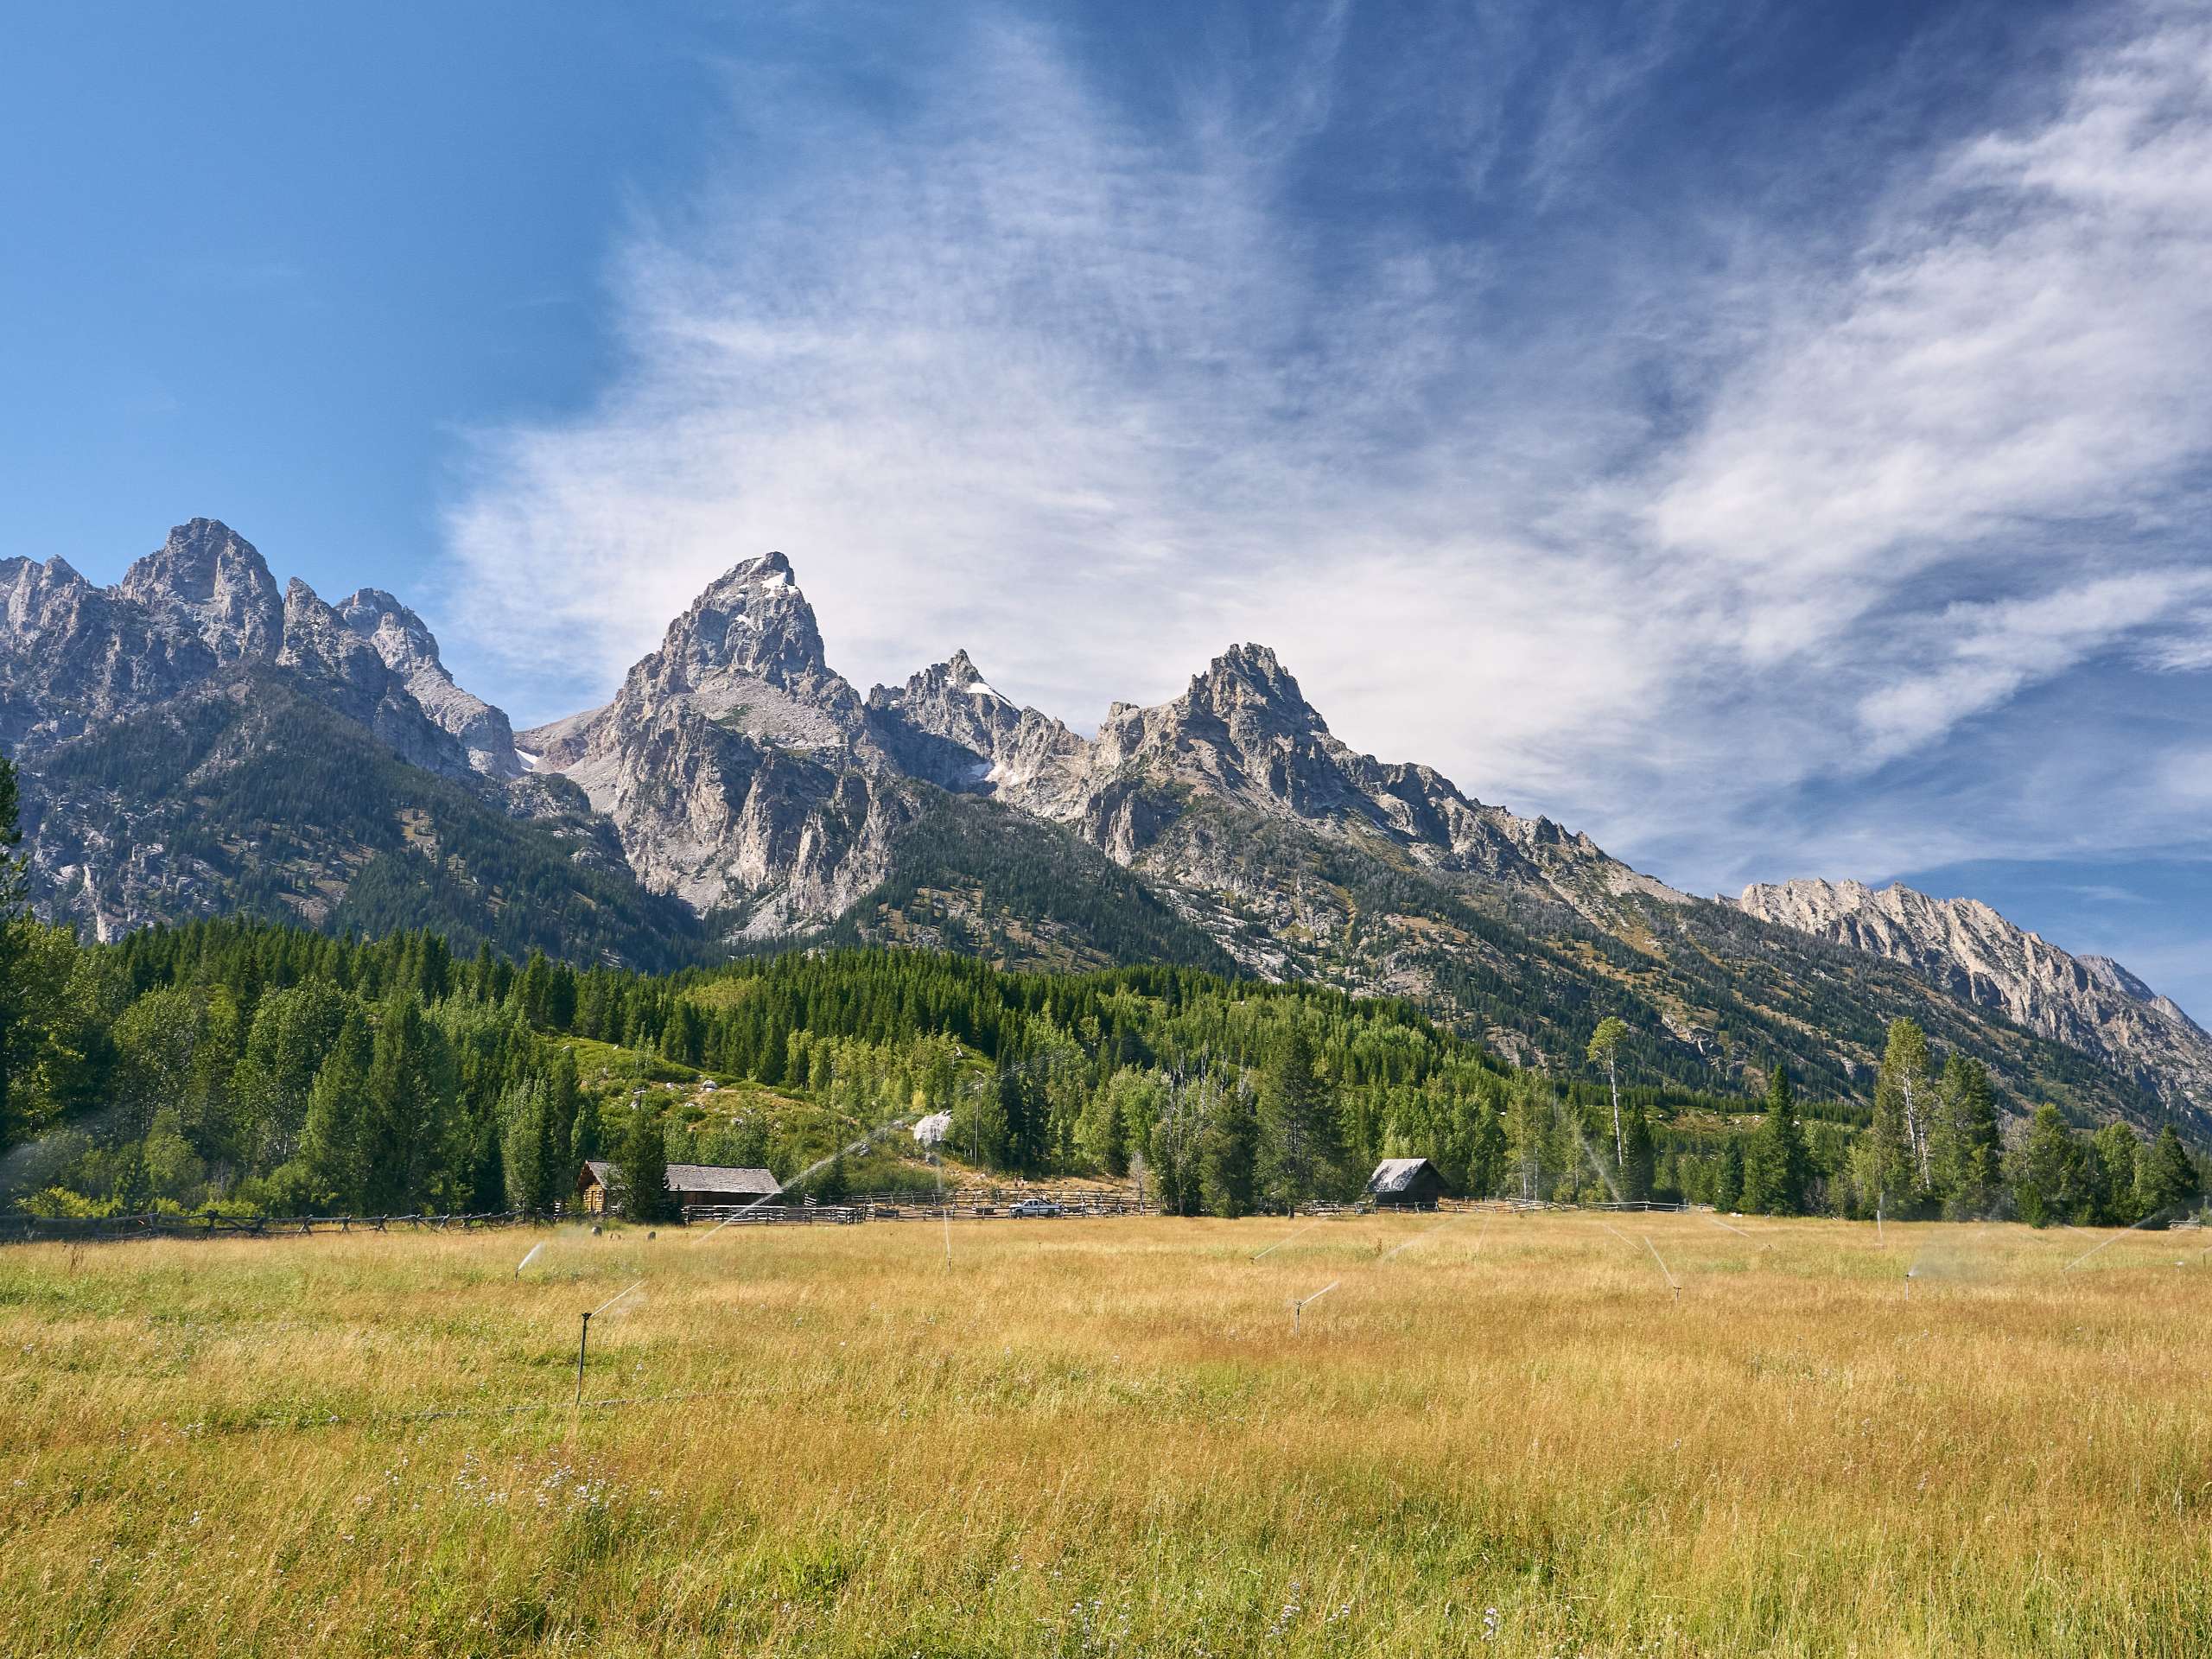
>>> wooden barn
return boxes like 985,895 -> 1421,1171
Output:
576,1161 -> 781,1216
1367,1157 -> 1450,1209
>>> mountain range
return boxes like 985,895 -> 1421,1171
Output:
8,519 -> 2208,1138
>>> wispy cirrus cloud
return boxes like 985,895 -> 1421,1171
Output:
442,0 -> 2212,913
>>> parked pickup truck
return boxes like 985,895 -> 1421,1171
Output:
1008,1198 -> 1064,1218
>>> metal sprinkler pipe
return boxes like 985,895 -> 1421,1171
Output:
1289,1281 -> 1340,1333
574,1281 -> 641,1408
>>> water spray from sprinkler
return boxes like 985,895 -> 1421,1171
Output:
574,1281 -> 642,1409
1642,1235 -> 1681,1303
1707,1216 -> 1753,1240
1378,1211 -> 1465,1263
1252,1214 -> 1328,1262
515,1241 -> 545,1279
695,1116 -> 917,1243
2065,1209 -> 2171,1272
1289,1281 -> 1339,1333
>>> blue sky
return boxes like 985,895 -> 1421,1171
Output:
9,1 -> 2211,1014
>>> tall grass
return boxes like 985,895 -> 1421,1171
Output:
3,1213 -> 2209,1656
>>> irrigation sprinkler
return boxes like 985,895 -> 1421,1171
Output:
1642,1235 -> 1681,1302
1289,1281 -> 1339,1333
2064,1210 -> 2170,1272
575,1281 -> 642,1409
515,1241 -> 545,1279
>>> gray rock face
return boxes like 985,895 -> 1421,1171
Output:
0,520 -> 482,784
879,639 -> 1671,907
276,579 -> 474,779
1736,878 -> 2212,1117
117,518 -> 284,662
12,520 -> 2207,1132
866,648 -> 1090,805
0,554 -> 219,751
338,588 -> 521,777
523,552 -> 899,922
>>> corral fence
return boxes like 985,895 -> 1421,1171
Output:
685,1192 -> 1154,1225
3,1192 -> 1689,1246
0,1210 -> 537,1245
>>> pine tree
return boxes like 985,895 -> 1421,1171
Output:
1712,1137 -> 1745,1211
2010,1104 -> 2084,1228
1620,1101 -> 1656,1203
296,1008 -> 374,1211
617,1101 -> 671,1223
1740,1064 -> 1808,1215
2088,1123 -> 2142,1226
1200,1080 -> 1258,1218
1927,1052 -> 2002,1217
2135,1126 -> 2202,1224
1463,1095 -> 1507,1198
360,991 -> 458,1214
1256,1024 -> 1338,1212
569,1088 -> 606,1165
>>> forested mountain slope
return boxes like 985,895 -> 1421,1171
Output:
3,518 -> 2197,1141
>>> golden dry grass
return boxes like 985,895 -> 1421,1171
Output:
4,1211 -> 2210,1656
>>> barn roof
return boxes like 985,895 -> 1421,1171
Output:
581,1161 -> 780,1196
669,1164 -> 781,1195
1368,1157 -> 1439,1194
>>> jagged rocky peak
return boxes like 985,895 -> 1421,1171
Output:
118,518 -> 283,661
1737,875 -> 2212,1119
599,549 -> 861,750
337,588 -> 521,778
1094,641 -> 1344,809
664,550 -> 830,684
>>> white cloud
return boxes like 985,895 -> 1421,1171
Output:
442,0 -> 2212,895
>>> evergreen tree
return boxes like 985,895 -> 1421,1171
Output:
1200,1080 -> 1258,1218
1927,1052 -> 2002,1217
1463,1095 -> 1508,1199
1619,1101 -> 1656,1203
2135,1126 -> 2202,1223
617,1101 -> 671,1223
360,991 -> 457,1213
2088,1122 -> 2143,1226
1712,1136 -> 1745,1211
296,1008 -> 374,1211
1741,1064 -> 1808,1215
235,981 -> 352,1170
2010,1104 -> 2085,1228
1256,1024 -> 1338,1212
570,1087 -> 606,1166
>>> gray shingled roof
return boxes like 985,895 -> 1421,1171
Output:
582,1161 -> 780,1197
1367,1157 -> 1437,1194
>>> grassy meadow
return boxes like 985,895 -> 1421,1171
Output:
4,1210 -> 2211,1656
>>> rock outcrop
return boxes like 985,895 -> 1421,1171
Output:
1736,878 -> 2212,1119
338,588 -> 521,777
10,518 -> 2205,1134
